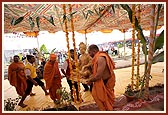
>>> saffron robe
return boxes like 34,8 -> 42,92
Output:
8,62 -> 27,96
91,51 -> 116,111
43,61 -> 62,101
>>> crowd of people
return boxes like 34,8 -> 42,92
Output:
7,43 -> 116,111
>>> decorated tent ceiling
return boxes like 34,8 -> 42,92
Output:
4,3 -> 164,34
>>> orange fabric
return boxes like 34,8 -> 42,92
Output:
91,51 -> 116,111
43,61 -> 62,100
48,77 -> 62,100
8,62 -> 27,96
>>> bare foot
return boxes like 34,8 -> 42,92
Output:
18,103 -> 27,108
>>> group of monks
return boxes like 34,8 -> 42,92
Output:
8,43 -> 116,111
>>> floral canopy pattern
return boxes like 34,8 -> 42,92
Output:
4,3 -> 164,34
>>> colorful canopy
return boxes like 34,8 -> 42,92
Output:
4,3 -> 164,34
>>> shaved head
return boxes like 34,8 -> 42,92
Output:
88,44 -> 99,58
88,44 -> 99,51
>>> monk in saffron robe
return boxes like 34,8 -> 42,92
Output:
8,55 -> 27,96
43,54 -> 62,103
87,44 -> 116,111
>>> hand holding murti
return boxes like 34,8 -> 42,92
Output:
80,64 -> 92,78
86,77 -> 93,85
81,65 -> 86,72
79,69 -> 92,79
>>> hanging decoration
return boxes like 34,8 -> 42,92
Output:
10,16 -> 24,26
136,4 -> 141,90
76,30 -> 93,34
100,29 -> 113,33
43,15 -> 56,26
5,32 -> 26,38
62,4 -> 77,102
28,16 -> 35,30
23,31 -> 39,37
5,4 -> 164,34
69,4 -> 82,103
36,16 -> 40,31
131,4 -> 135,90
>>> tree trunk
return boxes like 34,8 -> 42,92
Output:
144,4 -> 156,100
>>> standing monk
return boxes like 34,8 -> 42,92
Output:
87,44 -> 116,111
8,55 -> 27,96
43,54 -> 62,103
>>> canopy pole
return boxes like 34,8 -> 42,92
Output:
85,30 -> 87,46
123,29 -> 126,60
36,36 -> 39,50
